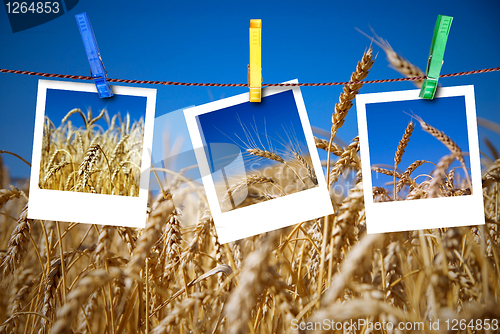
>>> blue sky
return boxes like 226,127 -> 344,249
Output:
44,88 -> 147,130
366,96 -> 470,189
197,90 -> 309,176
1,0 -> 500,182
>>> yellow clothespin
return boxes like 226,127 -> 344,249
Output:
249,19 -> 262,102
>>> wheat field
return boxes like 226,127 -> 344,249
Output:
0,46 -> 499,334
39,108 -> 144,197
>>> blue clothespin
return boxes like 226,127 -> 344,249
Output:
419,15 -> 453,99
75,13 -> 113,98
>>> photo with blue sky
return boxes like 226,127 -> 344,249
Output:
366,95 -> 471,200
196,90 -> 318,212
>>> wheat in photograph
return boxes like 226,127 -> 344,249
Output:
357,86 -> 484,234
367,96 -> 472,202
28,80 -> 156,227
38,88 -> 147,197
185,86 -> 332,243
197,90 -> 318,212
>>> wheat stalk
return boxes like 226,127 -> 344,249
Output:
246,148 -> 284,163
330,48 -> 374,141
222,174 -> 277,209
0,205 -> 30,277
395,160 -> 429,193
75,144 -> 101,192
0,186 -> 22,210
412,114 -> 472,190
356,27 -> 425,88
394,120 -> 414,167
393,120 -> 414,199
427,154 -> 456,198
50,268 -> 122,334
329,136 -> 360,185
161,212 -> 183,282
126,199 -> 174,278
314,136 -> 343,156
292,152 -> 318,185
372,166 -> 402,179
226,231 -> 280,334
319,49 -> 374,303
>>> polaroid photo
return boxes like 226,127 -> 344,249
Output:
356,85 -> 484,234
184,81 -> 333,244
28,79 -> 156,228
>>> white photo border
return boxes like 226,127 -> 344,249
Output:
356,85 -> 485,234
184,80 -> 333,244
28,79 -> 156,228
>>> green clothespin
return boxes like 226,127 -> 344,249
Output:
419,15 -> 453,99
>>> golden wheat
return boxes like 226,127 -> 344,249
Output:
0,49 -> 498,334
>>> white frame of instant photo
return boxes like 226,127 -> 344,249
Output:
357,85 -> 484,234
184,81 -> 333,244
28,80 -> 156,228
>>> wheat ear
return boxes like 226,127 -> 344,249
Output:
428,154 -> 456,198
292,152 -> 318,185
413,114 -> 472,190
247,148 -> 284,163
162,212 -> 183,281
42,161 -> 69,187
330,48 -> 374,141
396,160 -> 429,193
94,225 -> 113,266
321,232 -> 385,305
61,108 -> 88,128
356,28 -> 424,88
75,144 -> 100,192
223,175 -> 277,208
247,148 -> 307,188
329,136 -> 360,185
372,167 -> 402,179
373,186 -> 391,202
314,136 -> 343,156
226,231 -> 280,334
0,205 -> 30,277
126,199 -> 174,278
394,121 -> 414,198
0,186 -> 22,210
394,121 -> 414,167
320,49 -> 374,303
50,268 -> 122,334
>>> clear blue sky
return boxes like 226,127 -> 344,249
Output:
1,0 -> 500,181
197,90 -> 309,175
366,96 -> 470,188
45,88 -> 147,130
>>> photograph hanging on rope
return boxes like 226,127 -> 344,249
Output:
28,79 -> 156,228
184,81 -> 333,243
357,85 -> 484,234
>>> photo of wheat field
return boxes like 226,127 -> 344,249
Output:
38,89 -> 147,197
0,45 -> 499,334
366,97 -> 473,202
196,90 -> 318,212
